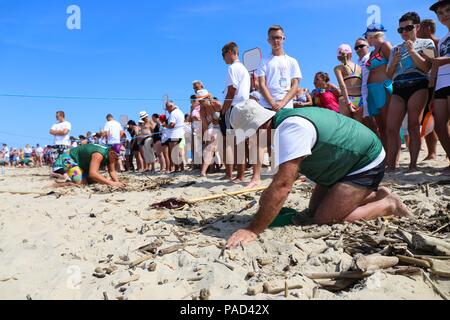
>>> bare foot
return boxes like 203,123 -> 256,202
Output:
407,166 -> 420,173
246,180 -> 261,189
232,177 -> 245,184
375,186 -> 390,199
388,194 -> 412,218
423,154 -> 437,161
219,175 -> 233,181
200,172 -> 207,177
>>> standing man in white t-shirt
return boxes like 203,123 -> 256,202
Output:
257,25 -> 302,111
102,114 -> 125,154
220,42 -> 251,183
49,111 -> 72,149
163,101 -> 185,173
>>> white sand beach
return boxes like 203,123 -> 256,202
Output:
0,146 -> 449,300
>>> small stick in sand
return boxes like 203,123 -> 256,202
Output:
431,223 -> 450,235
218,244 -> 226,259
263,282 -> 303,295
187,276 -> 204,282
103,292 -> 109,300
396,255 -> 431,269
129,254 -> 154,269
422,270 -> 449,300
115,274 -> 140,288
183,248 -> 199,259
158,244 -> 188,256
213,259 -> 235,271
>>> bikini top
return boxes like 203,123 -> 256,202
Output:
366,43 -> 389,70
342,63 -> 362,81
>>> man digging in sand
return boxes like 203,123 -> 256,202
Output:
226,100 -> 411,249
53,144 -> 126,188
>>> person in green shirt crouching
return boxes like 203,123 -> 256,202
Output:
53,144 -> 126,188
226,99 -> 411,249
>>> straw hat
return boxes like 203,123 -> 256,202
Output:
230,99 -> 275,144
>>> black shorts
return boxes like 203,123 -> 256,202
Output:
339,160 -> 386,191
219,106 -> 234,136
392,78 -> 429,103
434,86 -> 450,100
162,138 -> 182,147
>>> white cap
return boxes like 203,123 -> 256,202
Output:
230,99 -> 275,145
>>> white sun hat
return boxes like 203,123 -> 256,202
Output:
230,99 -> 276,145
139,111 -> 149,119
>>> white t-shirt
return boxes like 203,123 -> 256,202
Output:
104,120 -> 123,144
273,117 -> 317,169
225,60 -> 251,106
437,31 -> 450,91
36,147 -> 44,155
167,108 -> 185,139
256,54 -> 302,109
2,146 -> 9,159
51,121 -> 72,146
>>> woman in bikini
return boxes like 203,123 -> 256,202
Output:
365,23 -> 394,150
334,44 -> 364,123
386,12 -> 435,172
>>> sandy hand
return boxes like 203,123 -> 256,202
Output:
226,229 -> 257,249
111,181 -> 126,188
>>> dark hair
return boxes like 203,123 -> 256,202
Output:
400,12 -> 420,25
268,24 -> 284,35
106,114 -> 113,119
127,120 -> 137,126
56,111 -> 65,118
315,72 -> 330,83
152,113 -> 159,119
222,42 -> 239,56
421,19 -> 436,34
355,37 -> 368,44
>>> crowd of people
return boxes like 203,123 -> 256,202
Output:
2,2 -> 450,246
3,6 -> 450,179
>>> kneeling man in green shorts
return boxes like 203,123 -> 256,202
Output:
226,100 -> 410,248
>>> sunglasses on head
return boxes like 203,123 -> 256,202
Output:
397,25 -> 415,34
354,44 -> 367,50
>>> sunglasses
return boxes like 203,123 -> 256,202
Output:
397,25 -> 415,34
270,36 -> 284,41
354,44 -> 367,50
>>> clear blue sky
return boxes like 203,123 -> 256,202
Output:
0,0 -> 444,148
